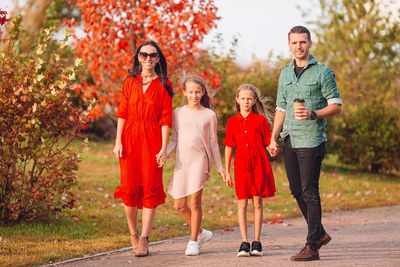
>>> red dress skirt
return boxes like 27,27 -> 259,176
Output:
224,112 -> 276,199
114,75 -> 172,208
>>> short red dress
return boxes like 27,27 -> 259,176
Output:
114,75 -> 172,209
224,112 -> 276,199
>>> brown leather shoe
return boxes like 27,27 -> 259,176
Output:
290,245 -> 319,261
318,233 -> 332,249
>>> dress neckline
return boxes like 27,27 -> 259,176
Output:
135,74 -> 159,95
184,105 -> 207,111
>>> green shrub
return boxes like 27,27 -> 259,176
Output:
0,16 -> 90,222
335,100 -> 400,173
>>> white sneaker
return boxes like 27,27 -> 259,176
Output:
185,240 -> 200,256
198,229 -> 212,248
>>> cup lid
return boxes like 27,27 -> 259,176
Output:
293,98 -> 305,103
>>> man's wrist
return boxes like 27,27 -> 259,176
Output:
310,111 -> 318,120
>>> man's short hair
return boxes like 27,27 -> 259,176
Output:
288,26 -> 311,41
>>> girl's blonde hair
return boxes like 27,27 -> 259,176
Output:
182,75 -> 214,110
236,84 -> 274,126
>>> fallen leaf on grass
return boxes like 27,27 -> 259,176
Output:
224,228 -> 234,231
71,215 -> 81,221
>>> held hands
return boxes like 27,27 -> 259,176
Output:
267,141 -> 279,157
223,171 -> 233,188
294,106 -> 312,120
113,142 -> 123,158
156,148 -> 168,167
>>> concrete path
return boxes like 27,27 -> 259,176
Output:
55,205 -> 400,267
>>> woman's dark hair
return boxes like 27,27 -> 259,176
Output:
182,75 -> 214,110
128,41 -> 174,97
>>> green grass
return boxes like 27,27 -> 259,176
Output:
1,141 -> 399,266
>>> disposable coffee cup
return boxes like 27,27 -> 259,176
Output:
293,99 -> 305,120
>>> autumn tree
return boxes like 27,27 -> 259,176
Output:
309,0 -> 400,106
8,0 -> 80,52
69,0 -> 220,120
305,0 -> 400,172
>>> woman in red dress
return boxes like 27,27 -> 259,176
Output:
113,41 -> 173,257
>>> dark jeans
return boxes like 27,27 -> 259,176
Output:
283,136 -> 326,250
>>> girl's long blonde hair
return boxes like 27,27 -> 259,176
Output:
236,83 -> 274,126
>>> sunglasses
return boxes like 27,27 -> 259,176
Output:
139,52 -> 159,59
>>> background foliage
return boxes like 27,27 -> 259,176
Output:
335,99 -> 400,173
0,15 -> 89,222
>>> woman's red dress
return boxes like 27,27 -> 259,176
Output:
114,75 -> 172,209
224,112 -> 276,199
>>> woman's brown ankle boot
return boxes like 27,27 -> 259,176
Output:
131,231 -> 139,253
135,236 -> 149,257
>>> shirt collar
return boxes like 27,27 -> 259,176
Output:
289,54 -> 317,69
236,111 -> 255,121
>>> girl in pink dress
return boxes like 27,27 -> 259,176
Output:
224,84 -> 276,257
165,76 -> 225,256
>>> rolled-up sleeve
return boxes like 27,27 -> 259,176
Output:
276,73 -> 287,111
321,68 -> 343,106
115,77 -> 130,119
159,81 -> 173,128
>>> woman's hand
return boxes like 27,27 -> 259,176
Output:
113,141 -> 124,158
156,148 -> 167,167
224,172 -> 233,188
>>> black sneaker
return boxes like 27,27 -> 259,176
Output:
251,241 -> 263,256
237,241 -> 250,257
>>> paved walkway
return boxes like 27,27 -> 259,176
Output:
54,205 -> 400,267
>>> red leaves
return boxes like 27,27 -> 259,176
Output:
265,217 -> 283,225
69,0 -> 220,120
0,10 -> 8,26
45,104 -> 53,110
0,9 -> 7,39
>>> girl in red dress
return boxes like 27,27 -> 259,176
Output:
113,41 -> 173,257
224,84 -> 276,257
